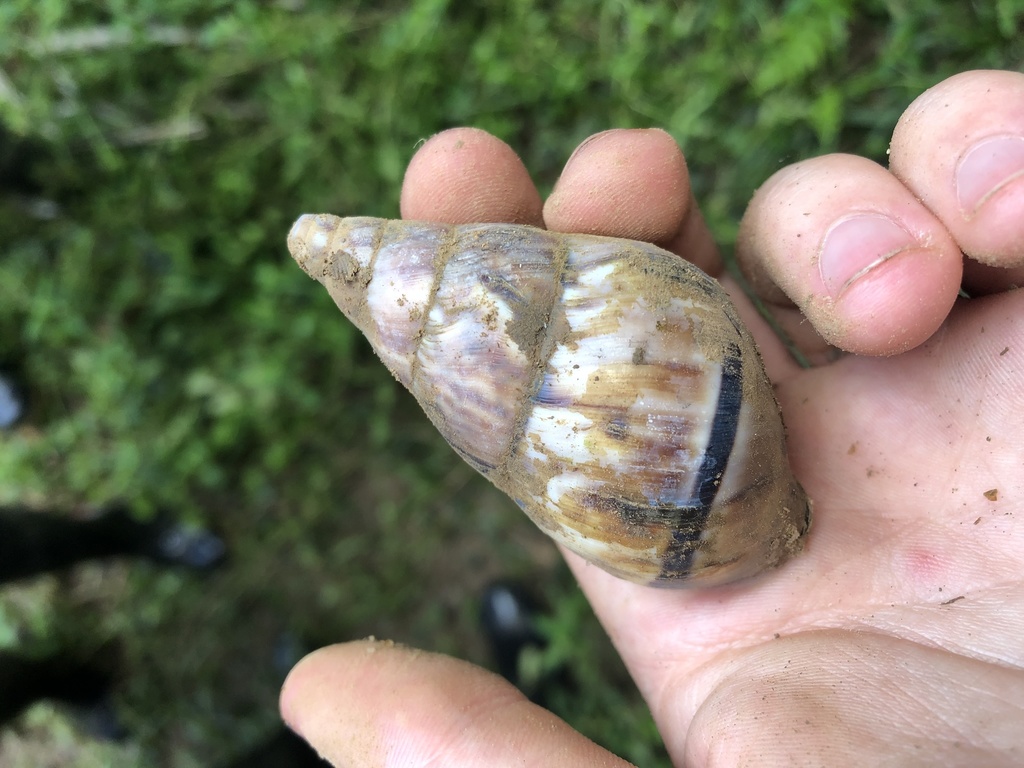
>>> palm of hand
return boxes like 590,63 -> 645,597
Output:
281,70 -> 1024,767
591,283 -> 1024,763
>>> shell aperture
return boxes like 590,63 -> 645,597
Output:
287,214 -> 810,587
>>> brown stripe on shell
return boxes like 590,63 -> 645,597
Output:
676,391 -> 810,584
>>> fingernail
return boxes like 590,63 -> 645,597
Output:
955,135 -> 1024,216
547,130 -> 621,213
818,214 -> 920,297
560,129 -> 620,176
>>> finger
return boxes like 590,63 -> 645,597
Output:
280,640 -> 634,768
542,129 -> 721,276
538,129 -> 795,378
400,127 -> 544,226
736,153 -> 963,358
685,630 -> 1024,767
890,70 -> 1024,291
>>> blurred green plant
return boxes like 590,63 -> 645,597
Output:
0,0 -> 1020,764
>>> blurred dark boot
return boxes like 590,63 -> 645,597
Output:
216,632 -> 329,767
479,581 -> 546,689
480,580 -> 577,708
0,367 -> 26,430
217,728 -> 329,768
117,507 -> 227,571
0,648 -> 118,728
0,504 -> 226,584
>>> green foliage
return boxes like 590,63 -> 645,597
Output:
530,583 -> 672,765
0,0 -> 1020,764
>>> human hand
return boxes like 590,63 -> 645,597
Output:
281,70 -> 1024,766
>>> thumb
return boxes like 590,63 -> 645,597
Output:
279,639 -> 635,768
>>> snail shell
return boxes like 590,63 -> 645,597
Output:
287,215 -> 810,587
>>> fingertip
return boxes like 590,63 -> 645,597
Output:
400,127 -> 543,225
814,241 -> 962,356
278,639 -> 631,768
277,642 -> 347,738
890,70 -> 1024,273
543,128 -> 692,244
809,212 -> 963,355
739,154 -> 964,358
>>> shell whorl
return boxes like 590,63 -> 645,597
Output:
288,214 -> 810,587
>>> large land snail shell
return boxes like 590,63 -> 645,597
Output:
287,215 -> 811,587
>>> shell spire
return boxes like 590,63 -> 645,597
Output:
288,214 -> 811,587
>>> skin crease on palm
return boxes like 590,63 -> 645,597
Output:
280,70 -> 1024,766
